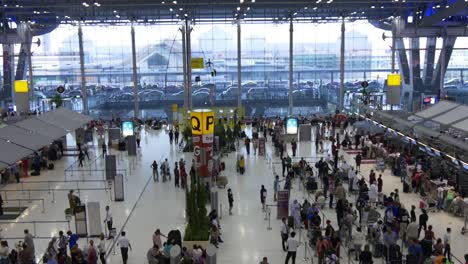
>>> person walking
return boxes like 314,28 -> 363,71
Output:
245,137 -> 251,155
0,193 -> 3,216
291,139 -> 297,157
78,151 -> 85,167
168,129 -> 174,144
174,162 -> 180,187
355,153 -> 362,172
102,142 -> 107,156
281,217 -> 289,252
444,227 -> 451,262
273,175 -> 284,202
104,206 -> 113,239
285,231 -> 299,264
117,231 -> 132,264
228,188 -> 234,215
260,185 -> 267,211
98,233 -> 106,264
410,205 -> 417,222
136,133 -> 141,148
174,129 -> 179,144
83,144 -> 90,160
151,161 -> 159,182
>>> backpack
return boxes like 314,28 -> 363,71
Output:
9,249 -> 17,263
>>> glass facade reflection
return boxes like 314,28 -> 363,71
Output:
0,21 -> 467,118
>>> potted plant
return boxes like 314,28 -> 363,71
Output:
183,178 -> 210,249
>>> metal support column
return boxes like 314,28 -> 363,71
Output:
439,39 -> 446,98
131,25 -> 139,119
237,19 -> 242,108
3,44 -> 15,101
423,37 -> 436,85
181,25 -> 188,108
391,21 -> 396,73
339,18 -> 345,111
26,25 -> 33,108
288,17 -> 293,115
78,23 -> 88,114
185,19 -> 192,109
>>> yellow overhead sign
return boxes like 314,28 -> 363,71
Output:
172,104 -> 178,113
191,58 -> 205,69
14,80 -> 28,93
387,74 -> 401,86
191,109 -> 214,135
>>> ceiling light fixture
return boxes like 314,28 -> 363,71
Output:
240,0 -> 244,3
237,6 -> 241,10
251,0 -> 255,2
371,5 -> 375,8
313,7 -> 318,10
170,8 -> 173,11
94,2 -> 100,6
115,15 -> 120,18
381,6 -> 384,8
179,7 -> 183,10
173,0 -> 177,3
247,7 -> 250,10
304,6 -> 308,10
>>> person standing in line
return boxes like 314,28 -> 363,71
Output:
285,231 -> 299,264
280,217 -> 289,252
260,185 -> 267,211
102,142 -> 107,156
104,206 -> 113,239
136,133 -> 141,148
437,186 -> 445,210
443,228 -> 451,262
117,231 -> 132,264
355,153 -> 362,173
410,205 -> 417,222
174,129 -> 179,144
23,229 -> 35,257
0,241 -> 10,264
98,233 -> 106,264
152,229 -> 164,249
58,230 -> 68,255
168,129 -> 174,144
87,240 -> 98,264
228,188 -> 234,215
151,161 -> 159,182
174,162 -> 180,187
282,158 -> 287,177
377,174 -> 383,193
273,175 -> 284,202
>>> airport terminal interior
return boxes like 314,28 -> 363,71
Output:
0,0 -> 468,264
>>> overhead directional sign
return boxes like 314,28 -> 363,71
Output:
387,74 -> 401,86
14,80 -> 28,93
191,109 -> 214,135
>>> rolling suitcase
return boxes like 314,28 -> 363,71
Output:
406,254 -> 417,264
288,216 -> 294,228
48,163 -> 55,170
373,243 -> 384,258
403,181 -> 410,193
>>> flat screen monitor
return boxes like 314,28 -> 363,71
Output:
286,118 -> 298,135
122,121 -> 134,137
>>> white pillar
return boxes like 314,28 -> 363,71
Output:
78,23 -> 88,114
237,19 -> 242,108
339,18 -> 345,111
288,17 -> 294,115
181,25 -> 188,108
131,25 -> 139,119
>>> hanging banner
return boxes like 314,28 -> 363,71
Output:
191,109 -> 215,178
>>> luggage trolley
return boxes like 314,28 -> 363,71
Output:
462,207 -> 468,235
375,157 -> 385,172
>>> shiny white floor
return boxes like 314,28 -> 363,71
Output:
1,127 -> 467,264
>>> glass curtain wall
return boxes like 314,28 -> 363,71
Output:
12,21 -> 468,118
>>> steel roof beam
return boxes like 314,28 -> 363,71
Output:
418,0 -> 468,27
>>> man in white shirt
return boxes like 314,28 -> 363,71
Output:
285,231 -> 299,264
444,228 -> 451,261
280,217 -> 289,251
437,186 -> 445,210
104,206 -> 113,239
117,231 -> 132,264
